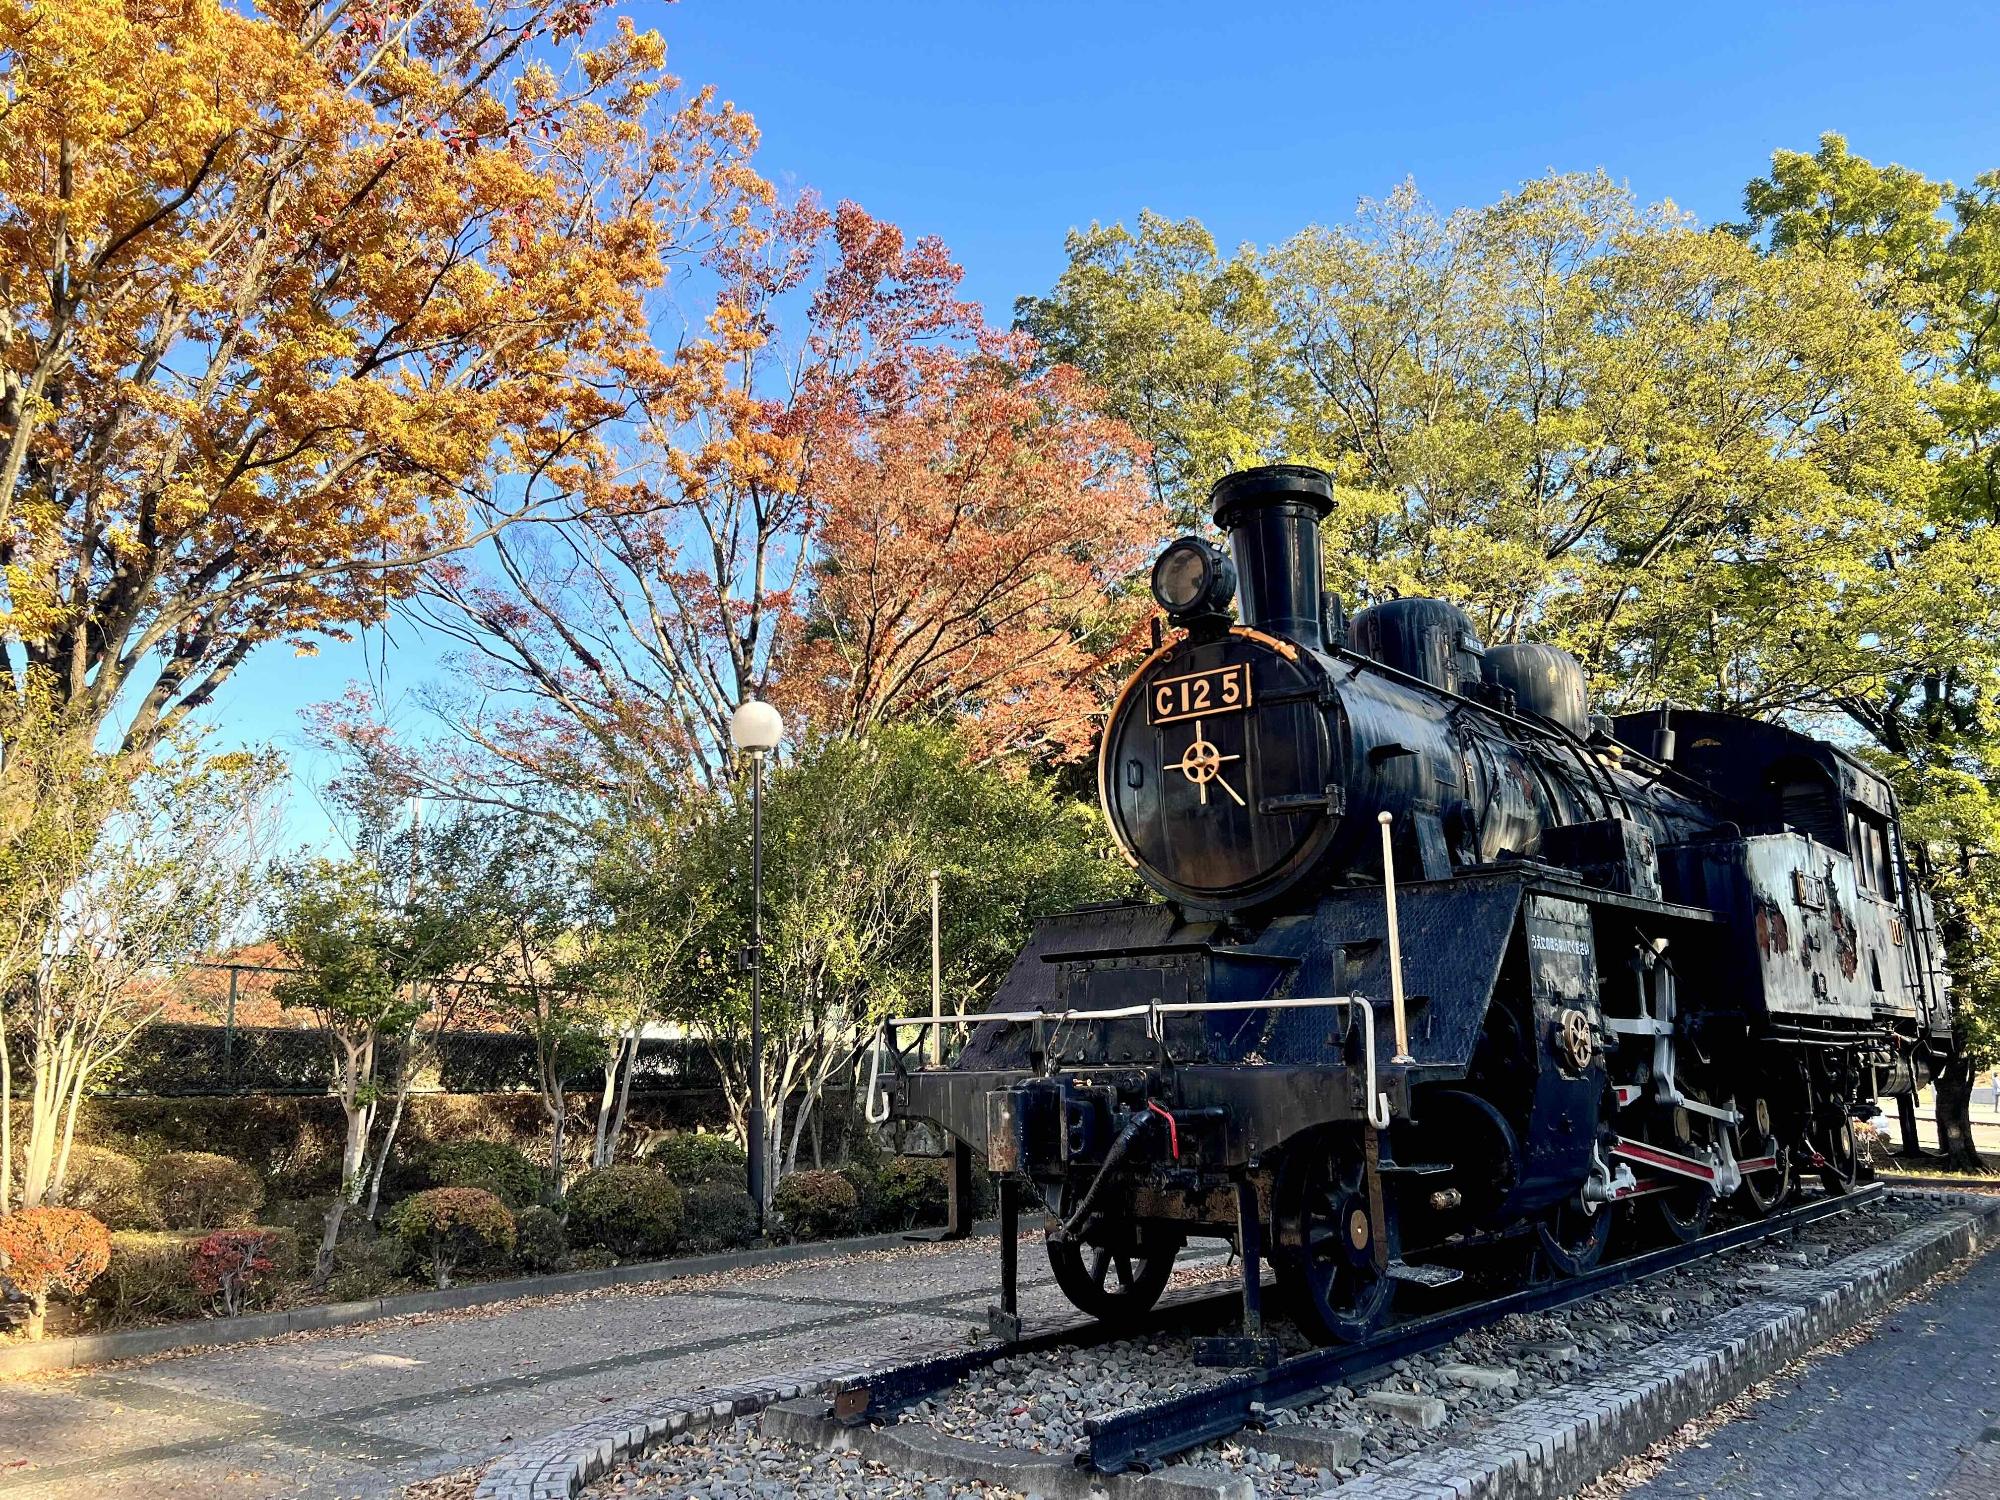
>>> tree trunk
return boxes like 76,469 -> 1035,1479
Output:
315,1195 -> 349,1289
364,1061 -> 413,1225
1934,1047 -> 1985,1173
1,1012 -> 13,1214
23,1295 -> 45,1342
592,1049 -> 618,1168
606,1030 -> 637,1165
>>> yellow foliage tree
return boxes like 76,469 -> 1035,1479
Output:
0,0 -> 767,832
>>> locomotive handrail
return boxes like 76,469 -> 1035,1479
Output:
864,994 -> 1392,1129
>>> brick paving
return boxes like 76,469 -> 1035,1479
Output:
0,1230 -> 1108,1499
1629,1230 -> 2000,1499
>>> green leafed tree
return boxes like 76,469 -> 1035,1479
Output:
1737,135 -> 2000,1167
1016,211 -> 1283,522
601,724 -> 1134,1212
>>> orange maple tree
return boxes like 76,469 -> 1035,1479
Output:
783,340 -> 1159,762
0,0 -> 767,834
399,204 -> 1162,802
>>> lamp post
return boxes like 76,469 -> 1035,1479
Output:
729,695 -> 784,1232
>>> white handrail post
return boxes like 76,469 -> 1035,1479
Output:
928,869 -> 943,1067
1379,811 -> 1414,1064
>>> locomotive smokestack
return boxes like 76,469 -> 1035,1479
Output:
1211,464 -> 1335,649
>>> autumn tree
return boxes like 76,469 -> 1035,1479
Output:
784,340 -> 1160,763
0,0 -> 766,846
394,204 -> 1158,816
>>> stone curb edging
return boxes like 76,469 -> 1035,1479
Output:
1315,1190 -> 2000,1499
471,1191 -> 1999,1500
0,1222 -> 995,1380
472,1345 -> 972,1500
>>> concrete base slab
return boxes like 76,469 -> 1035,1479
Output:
1439,1362 -> 1520,1392
1238,1424 -> 1363,1466
1360,1389 -> 1448,1428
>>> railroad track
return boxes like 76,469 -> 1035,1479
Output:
824,1181 -> 1884,1479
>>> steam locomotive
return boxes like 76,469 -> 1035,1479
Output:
875,463 -> 1953,1349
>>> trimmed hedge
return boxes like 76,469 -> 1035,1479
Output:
91,1231 -> 206,1323
89,1225 -> 301,1325
645,1131 -> 747,1189
679,1181 -> 758,1253
57,1144 -> 159,1230
143,1152 -> 264,1229
564,1166 -> 682,1259
422,1139 -> 541,1210
101,1024 -> 725,1098
514,1204 -> 569,1272
774,1169 -> 859,1242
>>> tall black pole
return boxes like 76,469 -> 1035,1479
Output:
747,748 -> 767,1233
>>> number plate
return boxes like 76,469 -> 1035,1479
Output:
1148,662 -> 1252,726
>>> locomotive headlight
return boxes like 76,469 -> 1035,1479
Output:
1150,537 -> 1237,620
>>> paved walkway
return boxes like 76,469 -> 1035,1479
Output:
1631,1237 -> 2000,1499
0,1229 -> 1203,1499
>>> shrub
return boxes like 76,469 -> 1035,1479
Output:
392,1188 -> 516,1290
867,1157 -> 951,1232
143,1152 -> 264,1230
90,1231 -> 206,1325
514,1205 -> 569,1273
0,1207 -> 112,1339
190,1228 -> 298,1316
679,1181 -> 758,1253
57,1145 -> 160,1230
645,1132 -> 748,1189
564,1166 -> 682,1260
423,1140 -> 542,1211
773,1169 -> 859,1243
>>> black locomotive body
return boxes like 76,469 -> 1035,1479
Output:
877,464 -> 1953,1345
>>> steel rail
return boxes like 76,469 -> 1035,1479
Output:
1083,1181 -> 1884,1474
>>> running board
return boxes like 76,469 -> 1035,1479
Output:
1387,1260 -> 1464,1287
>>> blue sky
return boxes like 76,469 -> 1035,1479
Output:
215,0 -> 2000,845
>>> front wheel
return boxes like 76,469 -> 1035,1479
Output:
1046,1223 -> 1181,1327
1273,1131 -> 1395,1344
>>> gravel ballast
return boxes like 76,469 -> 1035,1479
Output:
563,1190 -> 1975,1500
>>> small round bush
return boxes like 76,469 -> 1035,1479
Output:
0,1207 -> 112,1339
423,1140 -> 542,1210
392,1188 -> 516,1290
773,1169 -> 859,1243
190,1227 -> 297,1316
645,1132 -> 748,1189
680,1181 -> 758,1253
868,1156 -> 952,1232
143,1152 -> 264,1230
58,1145 -> 160,1230
564,1167 -> 682,1260
513,1205 -> 569,1273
